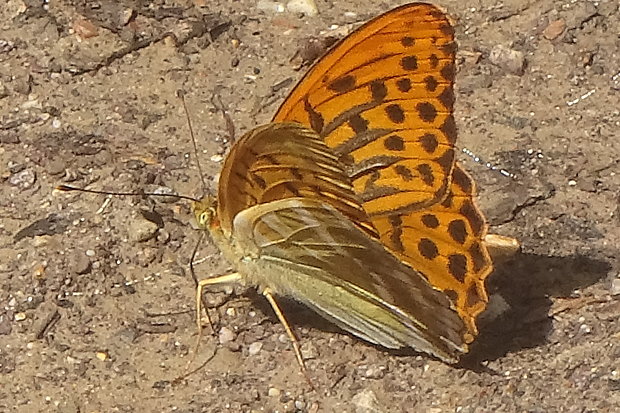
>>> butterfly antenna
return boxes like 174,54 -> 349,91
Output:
55,185 -> 200,203
178,90 -> 210,199
211,91 -> 236,143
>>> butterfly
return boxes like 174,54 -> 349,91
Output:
190,2 -> 521,373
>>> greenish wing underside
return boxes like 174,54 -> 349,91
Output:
231,197 -> 467,362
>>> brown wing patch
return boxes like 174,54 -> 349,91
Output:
217,123 -> 377,239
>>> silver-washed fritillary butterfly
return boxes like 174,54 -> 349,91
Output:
192,2 -> 519,373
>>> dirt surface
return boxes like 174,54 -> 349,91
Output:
1,0 -> 619,412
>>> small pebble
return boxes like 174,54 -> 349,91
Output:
257,0 -> 285,14
352,389 -> 383,413
151,186 -> 179,203
8,169 -> 36,190
156,229 -> 170,244
47,159 -> 66,176
73,18 -> 99,39
268,387 -> 281,397
127,216 -> 159,242
70,253 -> 91,275
14,312 -> 27,321
543,19 -> 566,40
0,83 -> 9,99
364,365 -> 386,379
95,351 -> 108,361
218,326 -> 235,344
287,0 -> 318,16
489,44 -> 526,76
610,277 -> 620,296
32,264 -> 46,279
0,315 -> 12,335
32,237 -> 48,248
248,341 -> 263,355
300,341 -> 318,359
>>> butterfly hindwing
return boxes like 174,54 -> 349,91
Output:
231,197 -> 467,362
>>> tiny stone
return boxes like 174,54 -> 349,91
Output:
610,277 -> 620,296
248,341 -> 263,355
32,237 -> 48,247
0,83 -> 9,99
352,389 -> 383,413
364,365 -> 386,379
300,341 -> 318,359
543,19 -> 566,40
257,0 -> 285,14
14,312 -> 27,321
224,341 -> 241,352
218,326 -> 235,344
85,250 -> 95,257
70,253 -> 91,275
489,44 -> 526,76
8,169 -> 36,190
287,0 -> 318,16
268,387 -> 281,397
151,186 -> 178,203
156,229 -> 170,244
47,159 -> 66,176
0,315 -> 12,335
95,351 -> 108,361
128,216 -> 159,243
295,400 -> 306,410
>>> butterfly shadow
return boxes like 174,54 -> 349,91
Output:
241,251 -> 610,372
461,251 -> 611,367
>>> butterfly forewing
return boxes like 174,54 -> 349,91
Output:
216,123 -> 377,239
230,197 -> 467,362
273,3 -> 458,215
272,3 -> 493,341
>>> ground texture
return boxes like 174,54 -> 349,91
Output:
1,0 -> 619,412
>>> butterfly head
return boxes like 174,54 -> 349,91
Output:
191,195 -> 218,230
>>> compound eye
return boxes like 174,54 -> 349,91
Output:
200,212 -> 209,226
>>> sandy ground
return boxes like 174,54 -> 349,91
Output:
1,0 -> 619,412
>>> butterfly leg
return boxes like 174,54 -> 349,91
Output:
183,272 -> 243,372
175,272 -> 243,380
195,272 -> 243,336
262,288 -> 315,388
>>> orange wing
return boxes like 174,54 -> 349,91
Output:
273,3 -> 492,341
274,3 -> 457,214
